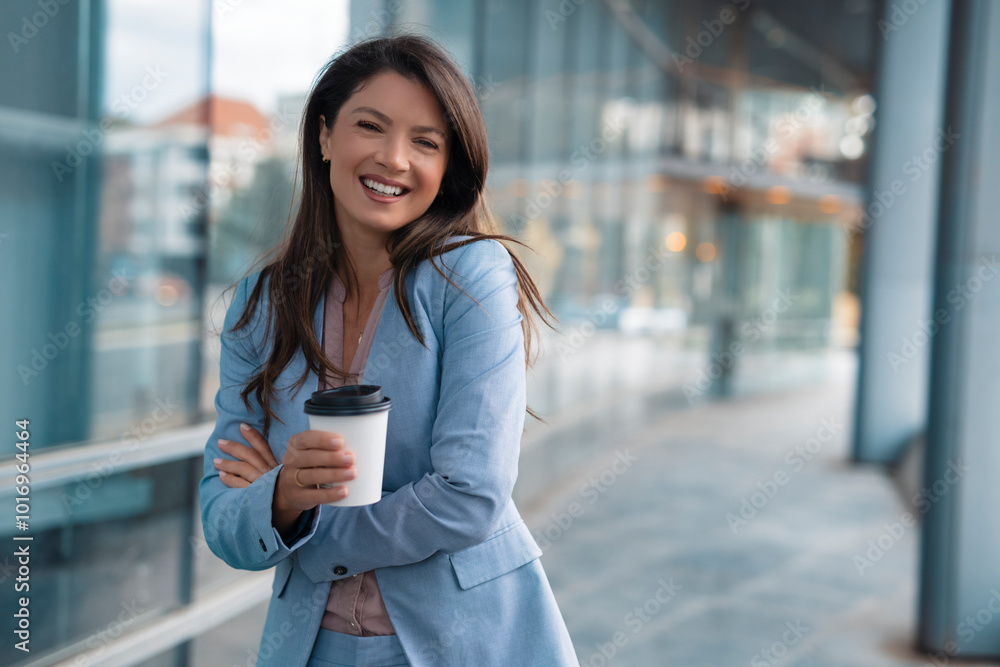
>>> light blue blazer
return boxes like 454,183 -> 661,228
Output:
199,239 -> 577,666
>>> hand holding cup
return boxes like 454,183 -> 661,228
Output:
304,385 -> 391,507
274,430 -> 356,513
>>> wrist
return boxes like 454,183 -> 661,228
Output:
272,468 -> 302,535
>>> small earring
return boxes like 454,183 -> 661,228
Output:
322,156 -> 330,163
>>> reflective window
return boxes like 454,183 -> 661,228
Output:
0,0 -> 208,663
1,0 -> 210,453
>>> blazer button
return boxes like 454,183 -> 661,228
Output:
333,566 -> 347,576
259,538 -> 267,552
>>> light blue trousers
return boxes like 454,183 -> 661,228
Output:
306,628 -> 409,667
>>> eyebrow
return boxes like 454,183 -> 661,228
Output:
350,106 -> 448,141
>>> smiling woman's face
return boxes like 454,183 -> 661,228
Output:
319,70 -> 450,244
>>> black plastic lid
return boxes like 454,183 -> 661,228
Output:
303,384 -> 392,416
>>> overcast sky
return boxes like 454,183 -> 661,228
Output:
103,0 -> 349,124
211,0 -> 350,114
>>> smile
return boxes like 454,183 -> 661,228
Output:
361,177 -> 409,198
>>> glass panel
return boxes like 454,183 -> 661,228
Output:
0,0 -> 209,664
528,0 -> 570,164
0,459 -> 197,667
92,0 -> 212,440
480,0 -> 530,163
0,0 -> 210,454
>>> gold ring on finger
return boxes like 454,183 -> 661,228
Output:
294,468 -> 307,488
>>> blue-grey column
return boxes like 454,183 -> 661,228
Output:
852,0 -> 951,463
0,0 -> 104,451
710,203 -> 743,399
919,0 -> 1000,657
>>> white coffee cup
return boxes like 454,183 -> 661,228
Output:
303,385 -> 392,507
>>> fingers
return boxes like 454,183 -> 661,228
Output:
293,448 -> 355,471
292,465 -> 356,488
275,466 -> 349,512
287,430 -> 345,453
239,423 -> 279,468
301,486 -> 347,509
214,458 -> 262,484
218,470 -> 250,488
218,439 -> 272,475
284,431 -> 353,469
290,483 -> 350,506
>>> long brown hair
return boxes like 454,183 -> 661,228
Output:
225,33 -> 554,438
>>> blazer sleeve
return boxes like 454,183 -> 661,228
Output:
198,274 -> 321,572
295,239 -> 527,582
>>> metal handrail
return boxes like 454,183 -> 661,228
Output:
0,421 -> 215,496
43,571 -> 273,667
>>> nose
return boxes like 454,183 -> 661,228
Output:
374,134 -> 409,172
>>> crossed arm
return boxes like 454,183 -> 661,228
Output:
199,240 -> 528,580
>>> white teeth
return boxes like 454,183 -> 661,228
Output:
362,178 -> 404,196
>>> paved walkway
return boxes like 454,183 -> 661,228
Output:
526,351 -> 992,667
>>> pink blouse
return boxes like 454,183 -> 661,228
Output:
317,266 -> 396,637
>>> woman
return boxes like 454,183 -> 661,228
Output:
199,34 -> 577,666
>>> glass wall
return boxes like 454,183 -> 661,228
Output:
0,0 -> 210,664
451,0 -> 871,421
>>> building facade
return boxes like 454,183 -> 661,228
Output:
0,0 -> 885,665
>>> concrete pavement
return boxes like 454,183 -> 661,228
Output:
526,351 -> 991,667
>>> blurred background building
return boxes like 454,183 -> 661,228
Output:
0,0 -> 997,665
